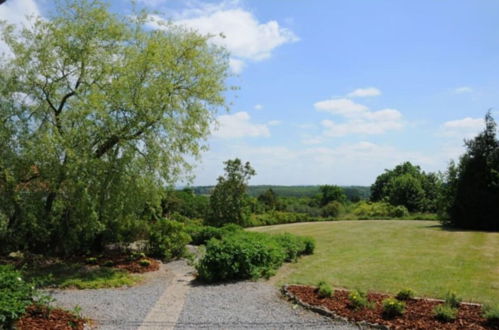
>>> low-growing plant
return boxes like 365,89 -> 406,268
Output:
348,289 -> 371,310
0,265 -> 35,327
317,281 -> 333,298
148,219 -> 191,260
382,298 -> 405,318
433,304 -> 458,322
272,234 -> 315,262
102,260 -> 114,267
186,224 -> 242,246
85,257 -> 97,265
396,288 -> 415,301
444,291 -> 462,308
138,259 -> 151,267
483,304 -> 499,323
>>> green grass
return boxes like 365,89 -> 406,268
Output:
251,220 -> 499,304
24,263 -> 140,289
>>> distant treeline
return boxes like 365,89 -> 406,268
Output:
191,185 -> 371,200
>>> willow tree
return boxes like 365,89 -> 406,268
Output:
0,0 -> 230,254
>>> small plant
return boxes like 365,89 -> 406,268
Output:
102,260 -> 114,267
434,304 -> 458,322
0,265 -> 36,326
396,288 -> 415,301
138,259 -> 151,267
317,281 -> 333,298
85,257 -> 97,265
72,305 -> 83,318
348,289 -> 371,310
444,291 -> 462,308
382,298 -> 405,318
483,304 -> 499,323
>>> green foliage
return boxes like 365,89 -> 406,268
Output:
161,188 -> 209,219
483,304 -> 499,323
321,201 -> 342,218
138,259 -> 151,267
382,298 -> 405,318
318,185 -> 346,206
395,288 -> 415,300
440,112 -> 499,230
196,231 -> 314,282
443,291 -> 461,308
317,281 -> 333,298
248,211 -> 329,227
207,159 -> 256,227
348,289 -> 371,310
433,304 -> 458,322
186,224 -> 242,245
85,257 -> 97,265
0,0 -> 230,255
147,219 -> 191,260
370,162 -> 442,212
257,188 -> 280,211
352,201 -> 409,219
0,265 -> 35,327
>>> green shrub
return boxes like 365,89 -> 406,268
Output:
0,265 -> 35,327
148,219 -> 191,260
396,288 -> 415,300
186,224 -> 242,246
247,211 -> 326,227
321,201 -> 342,218
352,201 -> 409,219
102,260 -> 114,267
272,233 -> 315,262
317,281 -> 333,298
483,304 -> 499,323
444,291 -> 461,308
138,259 -> 151,267
302,237 -> 316,255
85,257 -> 98,265
348,289 -> 371,310
433,304 -> 457,322
382,298 -> 405,318
196,232 -> 285,282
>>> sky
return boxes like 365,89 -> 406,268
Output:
2,0 -> 499,186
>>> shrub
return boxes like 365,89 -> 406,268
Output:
444,291 -> 461,308
483,304 -> 499,323
317,281 -> 333,298
186,224 -> 242,246
321,201 -> 342,218
138,259 -> 151,267
102,260 -> 114,267
148,219 -> 191,260
247,211 -> 326,227
348,290 -> 371,310
272,234 -> 315,262
433,304 -> 457,322
0,265 -> 35,327
396,288 -> 415,301
382,298 -> 405,318
196,232 -> 285,282
85,257 -> 98,265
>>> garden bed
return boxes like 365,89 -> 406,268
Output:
15,304 -> 86,330
283,285 -> 498,330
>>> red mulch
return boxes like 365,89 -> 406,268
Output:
16,305 -> 86,330
96,255 -> 160,273
286,285 -> 499,330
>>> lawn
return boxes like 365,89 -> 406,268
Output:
251,220 -> 499,304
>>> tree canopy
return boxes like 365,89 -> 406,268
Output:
0,0 -> 230,254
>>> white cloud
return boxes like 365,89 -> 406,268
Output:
314,97 -> 404,137
314,98 -> 368,117
253,104 -> 263,110
267,120 -> 281,126
137,0 -> 168,6
229,58 -> 245,74
146,1 -> 298,72
0,0 -> 41,57
213,111 -> 270,138
440,117 -> 484,138
346,87 -> 381,98
454,86 -> 473,94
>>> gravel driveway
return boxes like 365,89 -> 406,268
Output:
50,260 -> 356,330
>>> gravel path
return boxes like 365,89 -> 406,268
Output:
49,260 -> 357,330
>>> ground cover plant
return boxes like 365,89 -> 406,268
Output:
196,231 -> 315,283
285,285 -> 497,329
252,220 -> 499,304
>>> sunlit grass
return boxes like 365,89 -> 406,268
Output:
252,220 -> 499,304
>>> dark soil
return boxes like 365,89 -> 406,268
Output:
91,254 -> 160,273
16,304 -> 86,330
286,285 -> 499,330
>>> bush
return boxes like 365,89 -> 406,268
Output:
444,291 -> 461,308
186,224 -> 242,246
352,201 -> 409,219
433,304 -> 457,322
317,281 -> 333,298
483,304 -> 499,323
396,288 -> 415,301
348,289 -> 371,310
147,219 -> 191,260
196,232 -> 285,282
138,259 -> 151,267
247,211 -> 327,227
321,201 -> 342,218
0,265 -> 35,327
382,298 -> 405,318
272,233 -> 315,262
85,257 -> 98,265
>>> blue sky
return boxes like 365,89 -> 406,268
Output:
2,0 -> 499,186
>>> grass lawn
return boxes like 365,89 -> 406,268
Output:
251,220 -> 499,304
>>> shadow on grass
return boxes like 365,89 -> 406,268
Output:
23,263 -> 138,289
421,223 -> 499,233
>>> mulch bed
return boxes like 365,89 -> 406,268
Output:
285,285 -> 499,330
16,305 -> 86,330
92,254 -> 160,273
